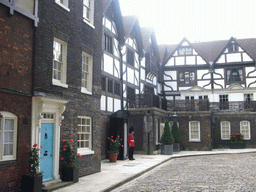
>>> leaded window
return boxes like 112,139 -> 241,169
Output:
77,117 -> 91,149
189,121 -> 200,141
221,121 -> 230,140
240,121 -> 250,140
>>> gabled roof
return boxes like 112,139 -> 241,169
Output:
162,37 -> 256,64
122,15 -> 144,56
103,0 -> 113,13
141,27 -> 160,59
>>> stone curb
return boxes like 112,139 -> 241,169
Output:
102,150 -> 256,192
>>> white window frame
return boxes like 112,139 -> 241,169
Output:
221,121 -> 230,140
77,116 -> 94,155
0,112 -> 18,161
240,121 -> 251,140
52,38 -> 68,88
55,0 -> 70,12
83,0 -> 95,29
81,52 -> 93,95
189,121 -> 200,142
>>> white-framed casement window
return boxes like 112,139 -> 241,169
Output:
189,121 -> 200,142
221,121 -> 230,140
53,38 -> 68,88
81,52 -> 93,94
83,0 -> 95,28
0,112 -> 18,161
77,116 -> 94,155
55,0 -> 70,11
240,121 -> 250,140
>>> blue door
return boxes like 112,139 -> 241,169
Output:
40,123 -> 54,182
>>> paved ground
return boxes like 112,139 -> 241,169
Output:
113,153 -> 256,192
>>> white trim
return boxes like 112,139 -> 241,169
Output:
32,96 -> 68,181
81,52 -> 93,94
83,19 -> 95,29
77,148 -> 94,155
221,121 -> 230,140
240,120 -> 251,140
52,38 -> 68,87
55,0 -> 70,12
0,112 -> 18,161
189,121 -> 201,142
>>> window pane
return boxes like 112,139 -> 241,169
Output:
4,132 -> 14,143
4,119 -> 14,130
4,144 -> 13,156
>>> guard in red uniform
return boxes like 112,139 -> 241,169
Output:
128,127 -> 135,160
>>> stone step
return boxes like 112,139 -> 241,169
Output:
42,180 -> 73,192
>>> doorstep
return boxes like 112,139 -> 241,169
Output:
42,179 -> 73,192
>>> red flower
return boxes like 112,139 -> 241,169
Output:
38,149 -> 40,151
117,135 -> 120,137
78,153 -> 82,158
114,140 -> 116,142
120,139 -> 122,141
121,145 -> 124,147
63,148 -> 66,151
111,136 -> 113,138
26,168 -> 29,172
68,162 -> 72,165
40,146 -> 43,148
107,137 -> 110,139
62,139 -> 66,142
70,139 -> 74,143
60,157 -> 64,161
33,143 -> 38,147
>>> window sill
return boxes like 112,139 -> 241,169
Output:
189,140 -> 201,142
0,159 -> 17,164
81,88 -> 92,95
83,19 -> 95,29
52,80 -> 68,88
78,148 -> 95,156
55,1 -> 70,12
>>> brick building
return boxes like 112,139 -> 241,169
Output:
0,1 -> 38,191
32,0 -> 103,183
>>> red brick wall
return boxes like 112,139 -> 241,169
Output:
0,5 -> 34,94
0,5 -> 34,192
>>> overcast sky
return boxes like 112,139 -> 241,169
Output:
119,0 -> 256,45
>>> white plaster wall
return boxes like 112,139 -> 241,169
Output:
140,83 -> 144,93
16,0 -> 34,14
216,55 -> 225,63
197,56 -> 206,65
246,79 -> 256,87
186,56 -> 196,65
165,57 -> 174,66
104,54 -> 113,75
135,70 -> 139,86
214,80 -> 225,89
176,57 -> 185,65
197,80 -> 211,89
197,70 -> 210,79
114,59 -> 120,78
114,98 -> 121,112
245,67 -> 256,76
153,77 -> 157,86
164,82 -> 177,90
123,84 -> 126,98
105,18 -> 111,30
107,97 -> 113,112
141,57 -> 145,67
226,53 -> 241,62
141,68 -> 145,80
135,53 -> 139,69
214,69 -> 224,78
243,53 -> 253,62
101,95 -> 106,111
114,38 -> 119,57
229,93 -> 243,101
164,71 -> 176,80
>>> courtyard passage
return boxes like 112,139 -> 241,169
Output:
113,153 -> 256,191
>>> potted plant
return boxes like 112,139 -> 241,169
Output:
161,120 -> 174,155
171,121 -> 182,152
21,144 -> 43,192
230,133 -> 244,149
107,136 -> 122,162
60,139 -> 82,183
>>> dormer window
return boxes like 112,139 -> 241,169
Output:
178,47 -> 192,56
226,68 -> 243,83
227,42 -> 238,53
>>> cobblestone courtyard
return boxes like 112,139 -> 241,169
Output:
113,153 -> 256,192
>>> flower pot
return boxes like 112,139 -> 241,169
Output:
21,175 -> 43,192
230,143 -> 244,149
161,144 -> 173,155
173,143 -> 180,152
108,153 -> 118,162
61,167 -> 79,183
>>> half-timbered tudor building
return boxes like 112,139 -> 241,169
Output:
161,37 -> 256,149
101,1 -> 165,157
33,0 -> 103,184
0,0 -> 38,191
